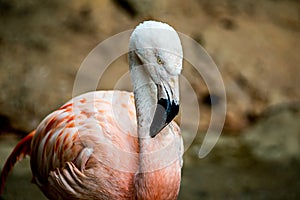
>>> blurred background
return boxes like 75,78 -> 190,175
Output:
0,0 -> 300,199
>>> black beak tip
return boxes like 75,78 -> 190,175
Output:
149,127 -> 158,138
149,122 -> 166,138
149,98 -> 179,138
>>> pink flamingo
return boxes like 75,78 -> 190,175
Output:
0,21 -> 183,199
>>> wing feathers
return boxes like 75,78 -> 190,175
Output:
0,131 -> 35,194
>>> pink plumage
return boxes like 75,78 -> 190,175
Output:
0,20 -> 183,199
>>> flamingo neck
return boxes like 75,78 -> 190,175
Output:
129,54 -> 182,199
129,52 -> 160,171
129,52 -> 157,139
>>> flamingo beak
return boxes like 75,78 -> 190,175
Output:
149,84 -> 179,138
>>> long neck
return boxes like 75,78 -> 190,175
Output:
130,52 -> 163,174
129,52 -> 157,140
129,53 -> 182,199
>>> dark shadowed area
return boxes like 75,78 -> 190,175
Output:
0,0 -> 300,199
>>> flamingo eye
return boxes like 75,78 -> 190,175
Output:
157,57 -> 164,65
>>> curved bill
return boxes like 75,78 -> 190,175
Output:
149,85 -> 179,138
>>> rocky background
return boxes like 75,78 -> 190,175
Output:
0,0 -> 300,199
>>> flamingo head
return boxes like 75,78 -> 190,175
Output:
129,21 -> 183,137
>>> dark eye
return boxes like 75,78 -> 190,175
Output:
157,57 -> 164,65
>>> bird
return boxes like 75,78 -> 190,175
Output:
0,20 -> 183,200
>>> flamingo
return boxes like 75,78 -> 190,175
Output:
0,20 -> 183,200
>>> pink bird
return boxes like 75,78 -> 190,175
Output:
0,21 -> 183,200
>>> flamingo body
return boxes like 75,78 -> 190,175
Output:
0,21 -> 184,199
32,91 -> 139,199
1,91 -> 182,199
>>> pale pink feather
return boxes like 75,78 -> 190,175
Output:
0,90 -> 182,200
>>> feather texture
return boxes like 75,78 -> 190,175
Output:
0,20 -> 183,199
